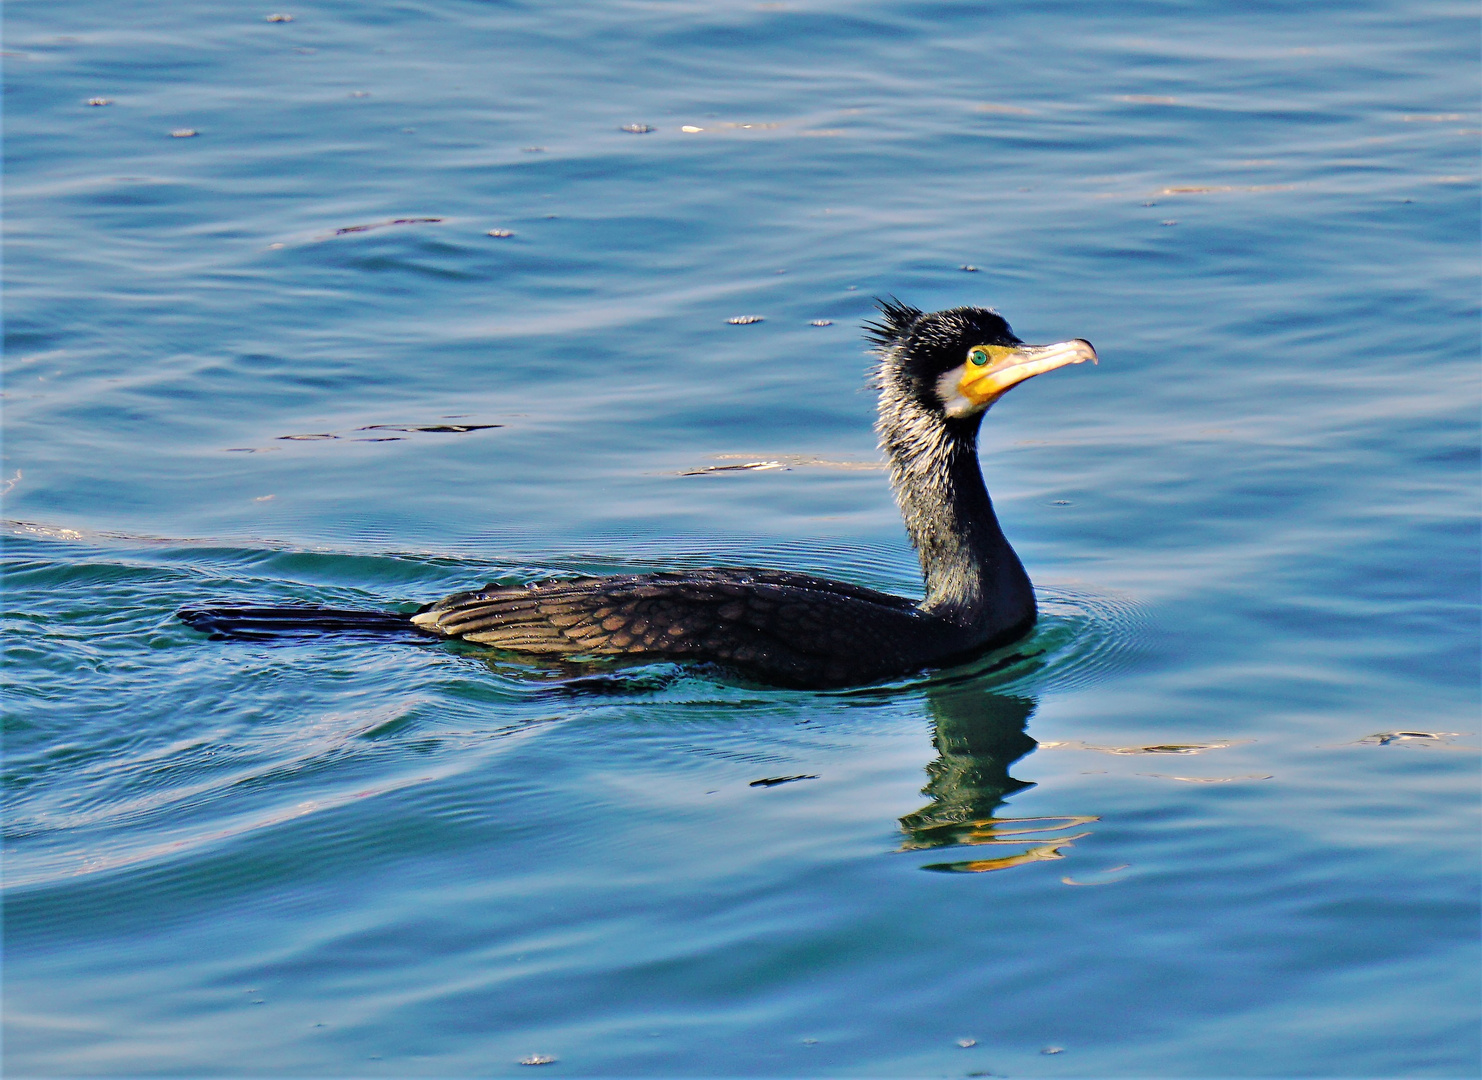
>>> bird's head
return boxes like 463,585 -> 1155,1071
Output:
866,298 -> 1096,420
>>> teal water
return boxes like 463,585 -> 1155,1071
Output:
4,0 -> 1479,1075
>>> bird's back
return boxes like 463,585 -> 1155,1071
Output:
412,568 -> 961,688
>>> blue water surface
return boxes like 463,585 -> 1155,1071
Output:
4,0 -> 1479,1075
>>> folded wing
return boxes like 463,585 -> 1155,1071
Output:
412,568 -> 945,687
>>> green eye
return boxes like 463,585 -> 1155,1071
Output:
968,347 -> 990,366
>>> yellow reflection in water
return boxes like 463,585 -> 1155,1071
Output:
900,814 -> 1097,852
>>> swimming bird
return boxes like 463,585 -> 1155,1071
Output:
180,300 -> 1095,688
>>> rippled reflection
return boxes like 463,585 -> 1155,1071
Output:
901,682 -> 1096,873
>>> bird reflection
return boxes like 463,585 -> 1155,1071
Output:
468,654 -> 1096,874
901,681 -> 1095,872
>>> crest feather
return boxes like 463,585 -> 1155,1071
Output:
862,296 -> 923,349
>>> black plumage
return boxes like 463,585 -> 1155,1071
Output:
181,301 -> 1094,688
409,569 -> 957,688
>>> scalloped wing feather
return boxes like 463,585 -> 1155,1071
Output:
411,569 -> 940,687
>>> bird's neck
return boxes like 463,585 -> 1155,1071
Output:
878,397 -> 1035,635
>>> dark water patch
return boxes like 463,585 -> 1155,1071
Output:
332,216 -> 444,236
749,774 -> 818,787
360,423 -> 502,434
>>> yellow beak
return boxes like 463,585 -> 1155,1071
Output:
955,338 -> 1097,412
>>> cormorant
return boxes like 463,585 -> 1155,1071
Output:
180,300 -> 1095,688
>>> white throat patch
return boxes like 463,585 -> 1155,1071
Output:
935,365 -> 979,419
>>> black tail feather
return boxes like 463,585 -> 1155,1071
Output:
178,605 -> 421,640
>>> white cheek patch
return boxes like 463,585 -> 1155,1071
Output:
936,365 -> 978,418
